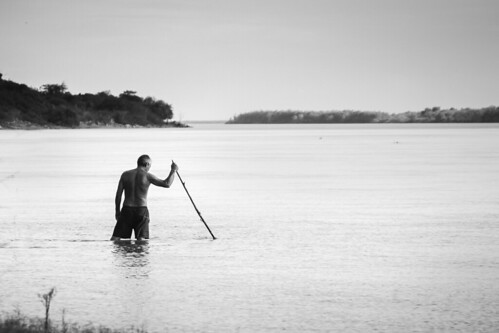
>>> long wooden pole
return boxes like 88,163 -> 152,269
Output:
174,165 -> 216,240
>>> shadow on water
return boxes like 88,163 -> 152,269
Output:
111,240 -> 150,279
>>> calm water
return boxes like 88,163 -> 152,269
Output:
1,124 -> 498,332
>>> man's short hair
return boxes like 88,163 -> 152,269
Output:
137,154 -> 151,167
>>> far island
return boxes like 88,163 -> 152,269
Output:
227,108 -> 499,124
0,74 -> 187,129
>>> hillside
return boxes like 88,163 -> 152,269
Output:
0,74 -> 186,129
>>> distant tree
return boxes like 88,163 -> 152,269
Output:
41,82 -> 67,95
143,96 -> 173,120
482,106 -> 499,122
120,90 -> 136,97
151,99 -> 173,120
119,90 -> 142,102
95,95 -> 124,111
46,108 -> 79,127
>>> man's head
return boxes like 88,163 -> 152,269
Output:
137,154 -> 151,170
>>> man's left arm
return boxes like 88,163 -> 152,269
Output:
148,162 -> 178,188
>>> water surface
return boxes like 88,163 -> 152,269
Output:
1,124 -> 498,332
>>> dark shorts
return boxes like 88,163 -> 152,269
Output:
112,206 -> 150,239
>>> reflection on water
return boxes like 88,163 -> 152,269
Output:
112,240 -> 150,279
109,240 -> 153,323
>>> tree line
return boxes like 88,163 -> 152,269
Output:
0,74 -> 178,128
227,107 -> 499,124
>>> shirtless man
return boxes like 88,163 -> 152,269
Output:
111,155 -> 178,240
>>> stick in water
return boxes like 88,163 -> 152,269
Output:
173,161 -> 216,240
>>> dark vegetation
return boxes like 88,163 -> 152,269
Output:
0,288 -> 147,332
0,311 -> 147,333
0,74 -> 186,129
227,107 -> 499,124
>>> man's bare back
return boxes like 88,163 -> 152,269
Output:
119,168 -> 151,208
111,155 -> 178,240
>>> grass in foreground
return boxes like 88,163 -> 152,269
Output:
1,289 -> 147,333
0,312 -> 147,333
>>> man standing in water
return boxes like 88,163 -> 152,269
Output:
111,155 -> 178,240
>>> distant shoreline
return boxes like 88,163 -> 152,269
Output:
226,108 -> 499,124
0,119 -> 189,130
0,76 -> 181,129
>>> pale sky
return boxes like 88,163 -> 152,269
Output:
1,0 -> 498,120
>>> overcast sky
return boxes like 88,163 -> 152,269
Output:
1,0 -> 498,120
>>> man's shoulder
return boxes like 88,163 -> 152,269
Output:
144,171 -> 155,181
135,169 -> 152,181
121,169 -> 137,178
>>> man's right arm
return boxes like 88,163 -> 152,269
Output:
115,175 -> 124,220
